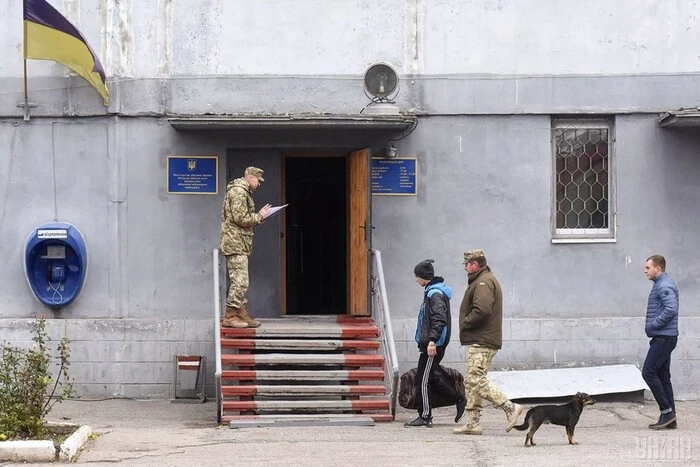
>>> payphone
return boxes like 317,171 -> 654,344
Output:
24,222 -> 88,309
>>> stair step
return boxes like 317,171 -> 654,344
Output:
225,413 -> 393,424
277,315 -> 374,325
223,399 -> 390,411
221,369 -> 385,381
335,316 -> 374,324
221,338 -> 380,351
221,353 -> 384,367
226,414 -> 390,427
221,321 -> 379,339
222,385 -> 386,396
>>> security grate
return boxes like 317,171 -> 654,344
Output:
553,120 -> 612,238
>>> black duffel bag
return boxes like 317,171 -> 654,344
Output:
398,365 -> 465,410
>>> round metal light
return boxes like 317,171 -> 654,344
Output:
363,62 -> 399,100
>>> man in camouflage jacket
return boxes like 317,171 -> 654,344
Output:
454,249 -> 523,436
219,166 -> 271,328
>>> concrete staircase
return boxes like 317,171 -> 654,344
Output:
219,316 -> 392,426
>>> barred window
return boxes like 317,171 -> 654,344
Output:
552,119 -> 615,241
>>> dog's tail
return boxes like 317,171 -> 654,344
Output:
513,422 -> 528,431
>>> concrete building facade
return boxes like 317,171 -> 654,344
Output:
1,0 -> 698,399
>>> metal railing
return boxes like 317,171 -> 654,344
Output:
212,248 -> 223,424
371,250 -> 400,420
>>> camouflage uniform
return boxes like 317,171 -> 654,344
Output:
220,168 -> 264,308
465,344 -> 509,411
454,249 -> 522,435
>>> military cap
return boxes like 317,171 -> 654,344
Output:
244,166 -> 265,181
463,249 -> 486,263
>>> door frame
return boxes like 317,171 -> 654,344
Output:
280,149 -> 371,316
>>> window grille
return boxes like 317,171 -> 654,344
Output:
552,119 -> 615,241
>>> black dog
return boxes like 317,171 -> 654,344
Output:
513,392 -> 595,446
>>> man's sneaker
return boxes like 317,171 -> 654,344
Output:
404,416 -> 433,428
504,401 -> 523,432
455,398 -> 467,423
666,420 -> 678,429
649,411 -> 677,430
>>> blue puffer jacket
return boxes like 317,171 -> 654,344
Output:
645,272 -> 679,337
414,278 -> 453,352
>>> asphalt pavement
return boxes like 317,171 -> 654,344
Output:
3,395 -> 698,466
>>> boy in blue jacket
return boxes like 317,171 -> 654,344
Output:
643,255 -> 679,429
404,259 -> 466,428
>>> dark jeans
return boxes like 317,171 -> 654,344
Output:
642,336 -> 677,412
415,346 -> 462,419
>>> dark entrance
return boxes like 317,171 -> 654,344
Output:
284,156 -> 346,315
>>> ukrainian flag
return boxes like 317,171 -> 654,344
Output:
24,0 -> 109,105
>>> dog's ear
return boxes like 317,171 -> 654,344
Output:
575,392 -> 581,397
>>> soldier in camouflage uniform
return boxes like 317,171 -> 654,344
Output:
454,250 -> 523,436
219,166 -> 271,328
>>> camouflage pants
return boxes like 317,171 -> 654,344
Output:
465,344 -> 509,411
225,254 -> 249,308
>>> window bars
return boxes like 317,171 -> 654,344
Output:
552,119 -> 615,241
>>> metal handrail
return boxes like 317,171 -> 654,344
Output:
371,250 -> 400,420
213,248 -> 223,424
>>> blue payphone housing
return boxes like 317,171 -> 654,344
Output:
24,222 -> 88,309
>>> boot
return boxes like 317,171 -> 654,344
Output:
502,401 -> 523,432
649,410 -> 677,430
238,304 -> 261,328
221,306 -> 247,328
453,410 -> 482,435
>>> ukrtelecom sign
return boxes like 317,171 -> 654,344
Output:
371,158 -> 417,195
167,156 -> 218,195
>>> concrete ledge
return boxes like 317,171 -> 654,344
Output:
0,425 -> 92,463
59,425 -> 93,462
490,364 -> 648,400
0,440 -> 55,462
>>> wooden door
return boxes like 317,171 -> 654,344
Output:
347,149 -> 370,316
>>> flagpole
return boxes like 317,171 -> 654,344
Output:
22,7 -> 30,121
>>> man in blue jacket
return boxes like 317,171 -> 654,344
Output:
643,255 -> 679,429
404,259 -> 466,428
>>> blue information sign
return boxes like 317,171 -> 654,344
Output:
167,156 -> 218,195
371,158 -> 417,195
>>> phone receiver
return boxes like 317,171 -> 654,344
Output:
47,261 -> 66,282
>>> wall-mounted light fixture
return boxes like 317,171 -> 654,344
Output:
383,145 -> 398,158
361,62 -> 400,116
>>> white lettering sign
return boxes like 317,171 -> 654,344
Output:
37,229 -> 68,239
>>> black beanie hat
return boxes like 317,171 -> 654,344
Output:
414,259 -> 435,280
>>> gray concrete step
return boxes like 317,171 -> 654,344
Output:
221,369 -> 385,381
221,338 -> 379,351
221,353 -> 384,367
223,399 -> 390,411
220,320 -> 379,339
227,414 -> 382,428
221,384 -> 386,396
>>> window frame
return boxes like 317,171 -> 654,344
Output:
551,117 -> 616,243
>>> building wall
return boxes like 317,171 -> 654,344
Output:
382,115 -> 700,398
1,0 -> 699,398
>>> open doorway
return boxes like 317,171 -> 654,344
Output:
284,156 -> 347,315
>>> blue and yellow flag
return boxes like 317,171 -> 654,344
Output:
23,0 -> 109,105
